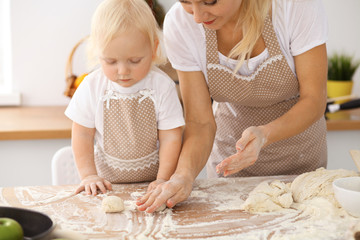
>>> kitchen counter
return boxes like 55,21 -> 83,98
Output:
0,106 -> 72,140
0,106 -> 359,141
0,175 -> 359,239
326,108 -> 360,131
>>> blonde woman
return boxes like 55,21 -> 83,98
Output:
65,0 -> 184,196
137,0 -> 328,213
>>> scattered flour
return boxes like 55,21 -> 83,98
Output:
1,169 -> 359,239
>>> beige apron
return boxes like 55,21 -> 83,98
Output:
94,84 -> 159,183
206,16 -> 327,178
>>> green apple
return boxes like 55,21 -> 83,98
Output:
0,217 -> 24,240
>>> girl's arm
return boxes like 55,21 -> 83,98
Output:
145,127 -> 183,192
72,122 -> 112,195
217,44 -> 328,176
137,70 -> 216,213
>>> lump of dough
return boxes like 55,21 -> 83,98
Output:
291,168 -> 359,206
241,180 -> 293,213
155,203 -> 166,212
101,196 -> 124,213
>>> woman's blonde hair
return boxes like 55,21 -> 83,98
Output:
230,0 -> 272,72
87,0 -> 166,67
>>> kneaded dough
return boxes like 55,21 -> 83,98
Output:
291,168 -> 358,206
101,196 -> 124,213
241,180 -> 293,213
242,167 -> 359,213
155,203 -> 166,212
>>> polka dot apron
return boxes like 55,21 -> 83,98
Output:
94,83 -> 159,183
205,16 -> 327,178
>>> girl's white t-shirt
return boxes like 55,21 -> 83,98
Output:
163,0 -> 328,79
65,66 -> 185,148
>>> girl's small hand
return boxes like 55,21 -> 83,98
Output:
75,175 -> 112,196
216,126 -> 268,176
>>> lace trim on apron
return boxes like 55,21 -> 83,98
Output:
95,144 -> 159,172
207,54 -> 283,82
101,88 -> 156,109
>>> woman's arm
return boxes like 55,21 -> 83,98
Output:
217,44 -> 328,176
72,122 -> 112,195
137,70 -> 216,213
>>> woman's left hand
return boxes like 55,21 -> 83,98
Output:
216,126 -> 268,176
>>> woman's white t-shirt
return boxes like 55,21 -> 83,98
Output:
163,0 -> 328,79
65,66 -> 185,149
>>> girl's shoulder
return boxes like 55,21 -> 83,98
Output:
144,66 -> 176,92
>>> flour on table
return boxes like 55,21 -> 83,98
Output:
101,196 -> 124,213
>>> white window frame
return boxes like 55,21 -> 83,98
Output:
0,0 -> 21,106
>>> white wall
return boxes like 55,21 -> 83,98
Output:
1,0 -> 359,187
10,0 -> 103,106
8,0 -> 360,106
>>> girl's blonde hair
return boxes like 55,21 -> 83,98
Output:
87,0 -> 166,67
230,0 -> 272,72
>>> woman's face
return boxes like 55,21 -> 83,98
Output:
179,0 -> 242,30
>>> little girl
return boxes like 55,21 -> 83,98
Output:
65,0 -> 184,196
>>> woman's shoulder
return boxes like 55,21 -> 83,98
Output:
273,0 -> 325,17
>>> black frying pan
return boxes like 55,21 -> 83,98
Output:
0,206 -> 54,240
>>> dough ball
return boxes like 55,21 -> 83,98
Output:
101,196 -> 124,213
155,203 -> 166,212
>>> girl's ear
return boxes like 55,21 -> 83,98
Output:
152,39 -> 159,60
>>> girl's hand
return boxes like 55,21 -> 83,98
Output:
216,126 -> 268,176
136,173 -> 193,213
75,175 -> 112,196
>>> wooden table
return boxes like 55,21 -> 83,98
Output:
0,175 -> 358,239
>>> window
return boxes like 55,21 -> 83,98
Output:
0,0 -> 20,105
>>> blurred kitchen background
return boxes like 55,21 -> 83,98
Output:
0,0 -> 359,187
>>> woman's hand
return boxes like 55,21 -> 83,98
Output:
136,172 -> 194,213
216,126 -> 268,176
146,178 -> 167,193
75,175 -> 112,196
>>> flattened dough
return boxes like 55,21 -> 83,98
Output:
101,196 -> 124,213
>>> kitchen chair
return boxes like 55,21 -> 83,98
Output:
51,146 -> 80,185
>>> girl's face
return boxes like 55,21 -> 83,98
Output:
179,0 -> 242,30
100,28 -> 155,88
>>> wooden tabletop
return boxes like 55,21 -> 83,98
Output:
0,175 -> 358,239
0,106 -> 359,141
0,106 -> 72,140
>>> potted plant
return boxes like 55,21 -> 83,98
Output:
327,53 -> 360,102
